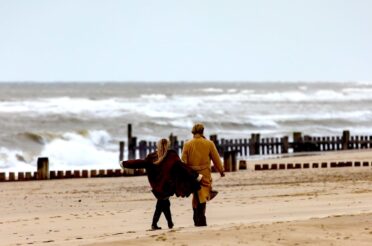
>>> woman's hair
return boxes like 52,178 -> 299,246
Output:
154,138 -> 169,164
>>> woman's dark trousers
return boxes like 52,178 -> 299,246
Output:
152,199 -> 174,228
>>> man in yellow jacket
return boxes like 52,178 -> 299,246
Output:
181,123 -> 225,226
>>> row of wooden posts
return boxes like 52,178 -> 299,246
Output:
0,154 -> 239,182
254,160 -> 371,170
121,124 -> 372,160
0,157 -> 147,182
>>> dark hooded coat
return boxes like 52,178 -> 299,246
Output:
121,149 -> 200,200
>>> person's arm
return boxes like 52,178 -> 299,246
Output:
209,141 -> 225,177
181,142 -> 189,164
121,159 -> 149,169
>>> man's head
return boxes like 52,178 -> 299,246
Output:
191,123 -> 204,135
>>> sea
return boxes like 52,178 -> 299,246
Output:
1,81 -> 372,172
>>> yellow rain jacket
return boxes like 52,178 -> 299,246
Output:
181,134 -> 224,206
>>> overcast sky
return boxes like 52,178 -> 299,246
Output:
0,0 -> 371,82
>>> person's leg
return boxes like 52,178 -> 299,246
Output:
151,200 -> 162,230
197,202 -> 207,226
162,199 -> 174,229
193,192 -> 207,227
192,192 -> 199,226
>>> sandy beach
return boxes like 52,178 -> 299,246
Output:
1,149 -> 372,245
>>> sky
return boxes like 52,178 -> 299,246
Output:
0,0 -> 371,82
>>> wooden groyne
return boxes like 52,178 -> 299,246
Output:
123,124 -> 372,159
2,124 -> 372,182
253,160 -> 371,171
0,157 -> 145,182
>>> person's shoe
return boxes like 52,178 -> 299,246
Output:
209,190 -> 218,201
168,221 -> 174,229
151,225 -> 162,230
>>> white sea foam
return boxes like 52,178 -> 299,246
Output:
0,147 -> 35,172
201,88 -> 224,93
1,88 -> 372,120
0,130 -> 121,172
37,130 -> 119,170
140,94 -> 167,100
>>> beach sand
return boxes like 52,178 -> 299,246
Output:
1,149 -> 372,245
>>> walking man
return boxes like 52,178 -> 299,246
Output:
181,123 -> 225,226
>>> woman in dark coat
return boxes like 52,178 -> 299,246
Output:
121,138 -> 201,230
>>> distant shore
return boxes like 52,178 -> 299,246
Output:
1,150 -> 372,245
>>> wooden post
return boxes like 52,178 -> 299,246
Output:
37,157 -> 49,180
90,170 -> 97,177
270,137 -> 275,154
261,138 -> 266,155
223,151 -> 231,172
223,151 -> 237,172
9,172 -> 15,181
0,173 -> 5,182
50,171 -> 56,179
128,137 -> 137,160
281,136 -> 289,154
331,136 -> 335,150
243,138 -> 248,156
127,124 -> 132,144
57,171 -> 64,179
336,136 -> 340,150
114,169 -> 122,177
249,135 -> 255,155
18,172 -> 25,181
66,170 -> 73,178
239,160 -> 247,170
127,123 -> 135,159
169,133 -> 178,150
293,132 -> 302,152
82,170 -> 89,178
74,170 -> 80,178
139,140 -> 147,159
342,130 -> 350,150
107,169 -> 114,177
25,172 -> 32,180
255,134 -> 260,155
119,141 -> 125,162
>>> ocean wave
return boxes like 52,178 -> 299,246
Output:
201,88 -> 224,93
1,130 -> 121,171
140,94 -> 167,100
0,147 -> 35,172
1,88 -> 372,121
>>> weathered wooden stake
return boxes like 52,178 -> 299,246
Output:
239,160 -> 247,170
342,130 -> 350,150
37,157 -> 49,180
119,141 -> 125,162
9,172 -> 15,181
293,132 -> 302,152
139,140 -> 147,159
128,137 -> 137,160
223,151 -> 237,172
0,172 -> 5,182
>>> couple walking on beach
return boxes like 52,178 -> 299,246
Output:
121,123 -> 225,230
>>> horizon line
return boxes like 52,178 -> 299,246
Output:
0,80 -> 370,84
